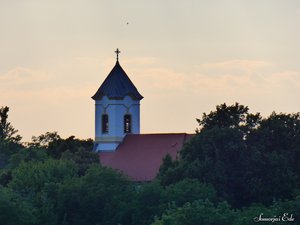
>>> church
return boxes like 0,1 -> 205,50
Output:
92,49 -> 193,181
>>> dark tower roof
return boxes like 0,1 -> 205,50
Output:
92,60 -> 143,101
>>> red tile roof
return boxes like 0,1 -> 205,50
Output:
99,133 -> 193,181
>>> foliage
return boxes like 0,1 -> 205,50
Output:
164,179 -> 218,206
30,132 -> 61,148
29,132 -> 99,175
0,106 -> 22,143
152,200 -> 235,225
9,159 -> 78,196
30,132 -> 94,159
1,104 -> 299,224
0,186 -> 36,225
55,165 -> 135,225
7,159 -> 78,224
159,103 -> 300,208
8,147 -> 49,168
61,147 -> 99,175
132,179 -> 219,225
152,197 -> 300,225
196,102 -> 261,134
0,106 -> 23,169
132,181 -> 166,225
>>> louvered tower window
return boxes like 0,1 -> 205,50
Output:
124,114 -> 132,133
102,114 -> 109,133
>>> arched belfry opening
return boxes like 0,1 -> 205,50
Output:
102,114 -> 109,134
124,114 -> 132,134
92,49 -> 143,151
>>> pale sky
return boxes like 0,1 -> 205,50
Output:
1,0 -> 300,142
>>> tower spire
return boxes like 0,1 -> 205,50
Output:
115,48 -> 121,61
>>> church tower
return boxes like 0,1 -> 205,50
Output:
92,49 -> 143,151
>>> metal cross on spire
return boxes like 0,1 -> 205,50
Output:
115,48 -> 121,61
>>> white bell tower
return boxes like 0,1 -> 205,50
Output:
92,49 -> 143,151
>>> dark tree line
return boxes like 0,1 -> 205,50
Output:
158,103 -> 300,208
156,103 -> 300,224
0,105 -> 299,225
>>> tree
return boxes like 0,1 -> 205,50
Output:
8,147 -> 49,169
179,127 -> 251,207
233,196 -> 300,225
152,200 -> 234,225
159,103 -> 300,208
28,132 -> 98,175
132,179 -> 218,225
196,103 -> 261,132
29,132 -> 61,149
157,154 -> 181,186
61,147 -> 99,176
0,106 -> 21,143
56,165 -> 135,225
9,159 -> 78,196
246,112 -> 300,202
250,112 -> 300,179
0,186 -> 36,225
164,178 -> 218,207
0,106 -> 23,169
30,133 -> 94,159
132,181 -> 167,225
0,147 -> 49,186
7,159 -> 79,225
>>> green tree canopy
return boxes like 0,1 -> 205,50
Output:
196,102 -> 261,133
56,165 -> 135,225
0,186 -> 36,225
152,200 -> 234,225
0,106 -> 23,169
159,103 -> 300,208
0,106 -> 21,143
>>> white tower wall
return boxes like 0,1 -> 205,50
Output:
94,96 -> 141,151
